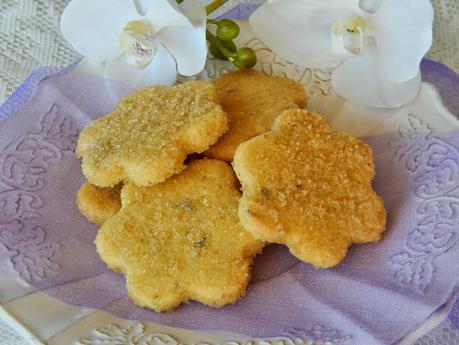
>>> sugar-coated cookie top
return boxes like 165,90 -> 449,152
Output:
76,81 -> 228,187
205,69 -> 307,162
233,109 -> 386,268
96,159 -> 264,312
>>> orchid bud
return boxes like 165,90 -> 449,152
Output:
233,47 -> 257,69
217,19 -> 240,41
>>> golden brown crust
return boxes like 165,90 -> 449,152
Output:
96,159 -> 264,312
233,109 -> 386,268
204,69 -> 307,162
76,81 -> 228,187
76,182 -> 121,226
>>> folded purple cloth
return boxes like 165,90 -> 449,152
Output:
0,62 -> 457,345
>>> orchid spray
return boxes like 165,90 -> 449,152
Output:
60,0 -> 256,93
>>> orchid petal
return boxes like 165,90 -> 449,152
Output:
331,42 -> 421,108
146,0 -> 192,33
158,0 -> 206,77
359,0 -> 384,12
158,26 -> 206,76
105,44 -> 177,97
60,0 -> 139,61
370,0 -> 433,82
180,0 -> 207,28
134,0 -> 150,15
249,0 -> 362,69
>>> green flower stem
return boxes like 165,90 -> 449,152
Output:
207,19 -> 219,25
206,0 -> 229,15
206,30 -> 237,59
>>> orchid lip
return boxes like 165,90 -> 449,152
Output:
331,15 -> 367,57
119,20 -> 159,69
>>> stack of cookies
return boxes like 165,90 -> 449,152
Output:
76,70 -> 386,312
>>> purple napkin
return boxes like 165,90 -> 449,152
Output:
0,61 -> 458,345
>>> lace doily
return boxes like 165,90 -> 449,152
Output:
415,319 -> 459,345
427,0 -> 459,75
0,0 -> 80,103
0,324 -> 24,345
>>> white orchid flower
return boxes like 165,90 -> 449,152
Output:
249,0 -> 434,108
60,0 -> 207,92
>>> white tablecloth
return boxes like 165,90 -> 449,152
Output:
0,1 -> 458,344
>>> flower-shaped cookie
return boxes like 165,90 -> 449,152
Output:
76,81 -> 228,187
204,69 -> 307,162
233,109 -> 386,268
76,182 -> 121,225
96,159 -> 264,311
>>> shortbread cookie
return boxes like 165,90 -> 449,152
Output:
76,182 -> 121,225
96,159 -> 264,311
76,81 -> 228,187
204,69 -> 307,162
233,109 -> 386,268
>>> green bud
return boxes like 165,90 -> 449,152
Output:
216,19 -> 240,41
233,47 -> 257,69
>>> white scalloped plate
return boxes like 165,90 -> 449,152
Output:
0,21 -> 458,345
